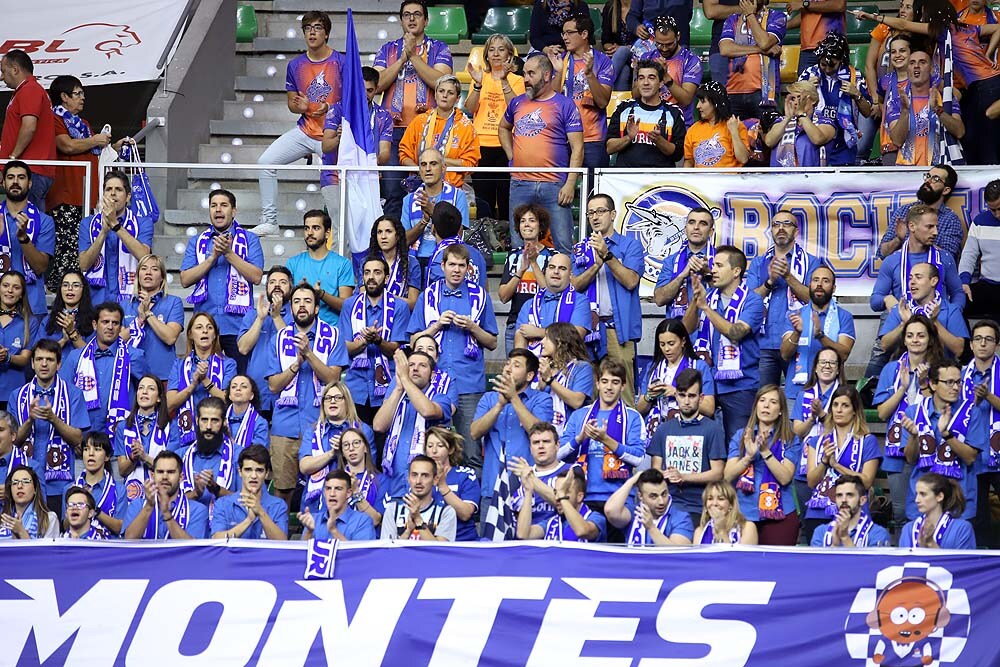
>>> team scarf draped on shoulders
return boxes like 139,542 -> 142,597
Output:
627,501 -> 673,546
964,357 -> 1000,469
792,300 -> 841,384
275,320 -> 338,407
884,353 -> 920,459
579,400 -> 632,480
304,419 -> 360,505
0,198 -> 42,283
729,8 -> 778,104
84,207 -> 140,299
760,244 -> 808,332
422,280 -> 485,360
911,510 -> 951,547
227,403 -> 261,451
900,242 -> 944,303
644,357 -> 691,439
15,378 -> 72,481
176,354 -> 226,445
383,377 -> 447,475
807,429 -> 863,516
187,221 -> 252,315
408,183 -> 460,237
796,380 -> 839,475
121,416 -> 170,503
525,287 -> 579,357
667,244 -> 715,318
700,518 -> 741,544
146,494 -> 191,540
348,294 -> 394,398
544,505 -> 595,542
181,436 -> 236,501
912,395 -> 970,478
735,429 -> 788,519
696,282 -> 750,380
53,105 -> 100,155
73,340 -> 131,435
822,512 -> 876,546
75,470 -> 117,538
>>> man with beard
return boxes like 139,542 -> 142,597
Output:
748,210 -> 820,389
180,397 -> 240,509
380,454 -> 457,541
339,256 -> 412,425
810,474 -> 890,547
636,17 -> 702,128
879,262 -> 968,358
62,486 -> 102,540
655,207 -> 716,318
499,53 -> 584,255
605,467 -> 694,546
210,444 -> 288,539
123,450 -> 208,539
878,164 -> 964,262
180,189 -> 264,373
287,209 -> 355,326
266,284 -> 349,505
238,266 -> 293,416
606,59 -> 686,168
0,161 -> 54,317
780,265 -> 856,405
514,253 -> 591,354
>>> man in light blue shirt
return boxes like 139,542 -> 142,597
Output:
401,149 -> 469,274
810,475 -> 891,547
238,266 -> 292,414
122,451 -> 209,539
1,161 -> 55,316
286,209 -> 356,326
210,444 -> 288,539
300,469 -> 376,541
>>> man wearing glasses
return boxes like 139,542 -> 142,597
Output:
877,164 -> 963,263
254,11 -> 344,238
965,320 -> 1000,547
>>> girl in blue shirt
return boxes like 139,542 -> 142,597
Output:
40,270 -> 95,355
900,472 -> 976,549
122,254 -> 184,381
225,374 -> 269,450
425,426 -> 479,542
365,215 -> 421,310
1,465 -> 57,539
336,427 -> 386,529
0,271 -> 37,411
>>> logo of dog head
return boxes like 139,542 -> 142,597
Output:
61,23 -> 142,59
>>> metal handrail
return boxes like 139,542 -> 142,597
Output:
157,0 -> 203,70
0,159 -> 92,217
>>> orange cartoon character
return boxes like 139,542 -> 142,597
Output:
865,577 -> 951,666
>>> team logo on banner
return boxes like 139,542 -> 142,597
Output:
620,185 -> 720,284
844,561 -> 971,665
61,23 -> 142,59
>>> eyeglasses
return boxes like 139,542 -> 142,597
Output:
771,220 -> 797,229
973,335 -> 997,344
561,29 -> 581,36
302,24 -> 326,33
342,440 -> 365,449
70,90 -> 85,98
923,172 -> 945,185
9,478 -> 31,487
817,360 -> 839,368
67,501 -> 91,510
324,394 -> 346,403
586,207 -> 612,217
400,11 -> 424,19
934,379 -> 962,387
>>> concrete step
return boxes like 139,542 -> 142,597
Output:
236,91 -> 288,103
224,99 -> 293,121
210,119 -> 299,137
188,166 -> 319,182
250,36 -> 389,56
272,0 -> 400,13
258,13 -> 404,41
181,177 -> 322,193
164,208 -> 316,228
197,142 -> 320,164
175,188 -> 325,212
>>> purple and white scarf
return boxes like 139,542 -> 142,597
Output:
543,505 -> 595,542
627,500 -> 673,546
964,357 -> 1000,469
912,396 -> 969,478
349,469 -> 378,509
580,399 -> 632,480
276,320 -> 338,407
227,403 -> 261,451
15,378 -> 72,482
885,353 -> 920,459
121,418 -> 170,504
181,436 -> 236,497
146,494 -> 191,540
84,207 -> 139,299
699,518 -> 741,544
526,287 -> 579,357
547,362 -> 577,435
75,470 -> 117,539
422,280 -> 486,360
304,420 -> 360,504
760,244 -> 808,334
0,199 -> 41,282
383,378 -> 446,475
911,511 -> 952,547
572,240 -> 604,345
822,512 -> 876,546
389,37 -> 431,119
175,354 -> 226,446
348,294 -> 395,398
797,380 -> 839,475
384,252 -> 410,300
187,222 -> 253,315
905,290 -> 942,320
807,430 -> 864,516
73,340 -> 131,435
645,357 -> 691,439
696,282 -> 750,380
666,244 -> 715,318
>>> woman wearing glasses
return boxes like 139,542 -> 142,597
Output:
1,465 -> 58,539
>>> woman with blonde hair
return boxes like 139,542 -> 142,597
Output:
122,254 -> 184,381
424,426 -> 479,541
765,80 -> 836,167
694,481 -> 758,544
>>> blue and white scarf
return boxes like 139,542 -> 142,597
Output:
75,470 -> 117,539
276,320 -> 338,407
188,221 -> 253,315
73,340 -> 131,435
408,183 -> 460,247
0,199 -> 41,283
176,354 -> 226,446
627,501 -> 673,546
792,300 -> 842,385
913,396 -> 969,478
543,505 -> 595,542
797,380 -> 839,475
666,244 -> 715,318
901,243 -> 943,303
121,418 -> 170,504
885,353 -> 919,459
807,430 -> 863,516
822,512 -> 876,546
146,494 -> 191,540
84,207 -> 139,299
227,403 -> 261,451
572,240 -> 604,345
348,295 -> 395,398
526,287 -> 579,357
645,357 -> 691,439
422,280 -> 485,360
181,436 -> 236,498
699,518 -> 741,544
304,420 -> 360,505
911,511 -> 952,547
697,282 -> 750,380
53,105 -> 100,154
15,378 -> 72,482
760,243 -> 808,333
964,357 -> 1000,470
936,29 -> 966,165
382,373 -> 447,476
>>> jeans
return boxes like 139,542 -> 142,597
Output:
611,45 -> 633,91
320,183 -> 343,251
718,389 -> 756,446
856,112 -> 878,163
509,179 -> 575,254
886,463 -> 913,532
382,126 -> 407,221
257,126 -> 322,226
709,52 -> 729,85
797,49 -> 818,77
729,92 -> 763,121
455,392 -> 484,475
864,310 -> 891,380
961,75 -> 1000,165
27,174 -> 52,209
583,141 -> 609,169
758,349 -> 787,389
505,321 -> 517,356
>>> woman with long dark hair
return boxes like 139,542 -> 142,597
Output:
114,373 -> 171,505
225,374 -> 269,451
365,215 -> 421,308
41,270 -> 95,352
535,322 -> 594,435
899,472 -> 976,548
0,465 -> 57,539
0,271 -> 35,411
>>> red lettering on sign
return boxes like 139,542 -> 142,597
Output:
0,40 -> 46,54
45,40 -> 79,54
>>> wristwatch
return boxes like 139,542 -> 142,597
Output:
111,222 -> 123,233
413,521 -> 427,530
941,430 -> 953,440
802,0 -> 811,8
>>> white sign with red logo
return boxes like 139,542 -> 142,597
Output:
0,0 -> 189,88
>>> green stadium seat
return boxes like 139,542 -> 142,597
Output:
236,5 -> 258,44
846,5 -> 879,42
472,6 -> 531,44
690,7 -> 713,48
589,6 -> 603,42
427,6 -> 469,45
784,25 -> 801,47
850,43 -> 869,72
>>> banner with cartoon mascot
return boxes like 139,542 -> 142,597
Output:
595,167 -> 993,298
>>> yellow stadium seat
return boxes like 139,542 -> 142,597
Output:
607,90 -> 632,115
781,45 -> 801,84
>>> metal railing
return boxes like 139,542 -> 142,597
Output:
0,159 -> 93,216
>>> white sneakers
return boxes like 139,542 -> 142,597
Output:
250,221 -> 280,237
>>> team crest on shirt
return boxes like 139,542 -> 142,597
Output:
514,109 -> 547,137
844,562 -> 970,665
306,71 -> 332,103
693,134 -> 727,167
125,478 -> 145,502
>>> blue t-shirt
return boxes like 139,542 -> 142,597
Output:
514,288 -> 592,333
175,443 -> 243,507
238,303 -> 291,412
379,383 -> 455,500
647,415 -> 727,514
166,354 -> 238,421
59,340 -> 149,434
727,428 -> 802,522
286,250 -> 356,325
880,301 -> 969,352
227,408 -> 270,448
78,212 -> 155,304
558,403 -> 647,502
873,361 -> 915,474
475,389 -> 554,499
431,465 -> 480,542
627,505 -> 695,544
0,316 -> 38,402
809,518 -> 891,547
1,206 -> 55,316
314,506 -> 377,541
536,506 -> 607,542
122,293 -> 184,381
545,359 -> 594,433
708,289 -> 765,394
210,491 -> 289,539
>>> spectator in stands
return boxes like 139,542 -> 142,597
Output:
114,374 -> 171,508
646,367 -> 726,525
179,189 -> 264,373
510,422 -> 572,524
532,0 -> 591,54
605,467 -> 694,545
693,480 -> 758,543
0,272 -> 35,411
79,170 -> 153,305
792,347 -> 841,442
366,215 -> 421,309
683,245 -> 764,444
380,454 -> 457,540
877,165 -> 963,263
606,59 -> 686,167
320,65 -> 392,253
781,265 -> 856,405
629,0 -> 694,48
535,322 -> 594,435
74,432 -> 120,538
62,486 -> 102,540
122,450 -> 208,540
210,444 -> 287,539
637,321 -> 716,438
330,427 -> 385,527
374,0 -> 454,221
300,468 -> 377,541
500,53 -> 584,255
402,149 -> 471,272
500,205 -> 555,354
514,254 -> 591,354
472,349 -> 553,516
724,385 -> 802,545
898,359 -> 982,523
549,13 -> 614,169
0,161 -> 54,317
61,302 -> 146,435
166,312 -> 236,447
864,1 -> 915,164
886,49 -> 965,165
765,81 -> 837,165
226,375 -> 268,451
602,0 -> 637,91
287,209 -> 355,326
0,465 -> 57,539
879,263 -> 968,358
465,34 -> 525,221
265,283 -> 348,505
809,474 -> 891,546
424,426 -> 479,541
424,201 -> 488,288
122,254 -> 183,382
11,339 -> 87,515
719,0 -> 786,119
400,75 -> 480,189
0,51 -> 55,206
874,314 -> 943,528
874,33 -> 913,165
959,0 -> 1000,27
254,11 -> 343,238
899,472 -> 976,548
238,266 -> 292,417
654,208 -> 715,317
960,180 -> 1000,319
683,82 -> 750,167
748,210 -> 820,388
802,386 -> 881,540
704,0 -> 746,86
786,0 -> 847,75
178,397 -> 241,508
0,411 -> 23,490
572,195 -> 643,402
40,271 -> 94,355
966,320 -> 1000,548
340,256 -> 411,425
412,333 -> 461,409
517,465 -> 606,541
638,17 -> 702,128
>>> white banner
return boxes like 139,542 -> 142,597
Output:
0,0 -> 189,88
595,167 -> 994,297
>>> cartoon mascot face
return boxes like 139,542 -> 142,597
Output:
866,578 -> 951,664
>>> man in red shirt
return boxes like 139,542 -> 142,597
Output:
1,50 -> 56,207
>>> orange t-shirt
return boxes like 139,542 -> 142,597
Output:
398,110 -> 481,187
684,120 -> 750,167
473,74 -> 526,148
47,115 -> 100,209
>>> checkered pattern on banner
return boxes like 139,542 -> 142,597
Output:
481,444 -> 516,542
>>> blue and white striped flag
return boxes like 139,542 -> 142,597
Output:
481,444 -> 516,541
938,29 -> 966,165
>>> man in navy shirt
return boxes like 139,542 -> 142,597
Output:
210,444 -> 288,539
300,469 -> 376,541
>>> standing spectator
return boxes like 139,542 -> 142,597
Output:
636,321 -> 716,436
535,323 -> 594,434
764,81 -> 837,166
960,180 -> 1000,318
114,374 -> 171,507
965,320 -> 1000,547
379,455 -> 457,541
39,271 -> 94,356
786,0 -> 847,75
254,11 -> 343,237
0,161 -> 55,318
401,149 -> 470,272
719,0 -> 786,119
863,1 -> 915,165
238,266 -> 291,417
286,210 -> 355,326
179,189 -> 264,373
210,445 -> 288,540
0,51 -> 55,206
693,480 -> 759,543
606,59 -> 686,167
424,201 -> 489,289
0,465 -> 58,539
122,451 -> 209,540
705,0 -> 746,86
878,263 -> 968,358
532,0 -> 591,53
465,34 -> 525,221
364,215 -> 421,309
498,204 -> 555,353
628,0 -> 694,48
875,34 -> 913,165
78,170 -> 153,305
683,82 -> 750,167
514,253 -> 591,354
400,75 -> 480,188
604,468 -> 695,545
809,474 -> 891,547
572,194 -> 643,402
0,411 -> 23,490
374,0 -> 454,221
601,0 -> 637,91
499,54 -> 584,255
424,426 -> 480,541
121,255 -> 184,382
516,466 -> 607,541
654,207 -> 715,317
637,17 -> 702,128
899,473 -> 977,548
877,165 -> 963,263
886,50 -> 965,165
